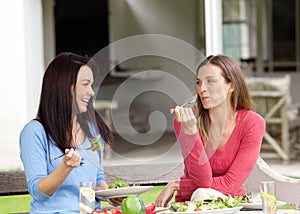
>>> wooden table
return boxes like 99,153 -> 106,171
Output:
239,211 -> 300,213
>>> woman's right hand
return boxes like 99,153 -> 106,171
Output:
63,148 -> 82,168
155,181 -> 179,207
171,106 -> 198,135
38,148 -> 82,196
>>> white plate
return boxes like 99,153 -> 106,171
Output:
157,206 -> 242,214
240,200 -> 286,210
95,186 -> 153,198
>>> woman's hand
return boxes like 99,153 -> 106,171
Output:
171,106 -> 198,135
96,183 -> 124,206
107,197 -> 125,206
155,181 -> 179,207
63,148 -> 82,168
39,148 -> 82,196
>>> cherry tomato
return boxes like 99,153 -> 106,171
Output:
145,203 -> 156,214
110,208 -> 122,214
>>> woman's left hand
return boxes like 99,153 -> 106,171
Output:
96,183 -> 124,206
107,197 -> 125,206
173,106 -> 198,135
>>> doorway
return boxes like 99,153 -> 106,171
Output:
54,0 -> 109,56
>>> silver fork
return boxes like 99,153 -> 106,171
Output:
170,96 -> 197,114
180,95 -> 197,107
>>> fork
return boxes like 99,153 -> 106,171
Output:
170,96 -> 197,114
180,95 -> 197,107
54,147 -> 84,165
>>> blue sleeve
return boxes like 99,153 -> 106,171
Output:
19,120 -> 52,202
96,150 -> 106,185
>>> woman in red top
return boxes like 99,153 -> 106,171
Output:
155,55 -> 265,207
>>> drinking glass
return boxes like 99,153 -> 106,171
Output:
260,181 -> 276,214
79,181 -> 95,214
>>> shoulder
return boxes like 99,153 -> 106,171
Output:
20,119 -> 46,138
21,119 -> 44,131
237,109 -> 266,130
238,109 -> 264,122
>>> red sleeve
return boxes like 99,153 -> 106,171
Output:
174,111 -> 266,199
174,119 -> 213,199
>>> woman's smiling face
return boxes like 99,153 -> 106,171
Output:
196,64 -> 231,109
75,65 -> 95,113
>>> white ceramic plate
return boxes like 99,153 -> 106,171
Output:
240,200 -> 286,210
157,206 -> 243,214
95,186 -> 153,198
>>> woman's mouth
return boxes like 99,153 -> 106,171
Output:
81,98 -> 90,106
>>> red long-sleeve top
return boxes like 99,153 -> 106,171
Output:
174,109 -> 266,202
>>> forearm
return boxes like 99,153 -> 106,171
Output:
96,182 -> 108,190
38,161 -> 73,196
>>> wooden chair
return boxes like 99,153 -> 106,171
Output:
245,74 -> 300,163
245,156 -> 300,209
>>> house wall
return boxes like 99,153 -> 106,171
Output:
0,0 -> 44,170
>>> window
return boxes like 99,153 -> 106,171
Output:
222,0 -> 250,63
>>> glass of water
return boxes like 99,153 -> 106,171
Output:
79,181 -> 95,214
260,181 -> 277,214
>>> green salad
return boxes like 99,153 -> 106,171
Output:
108,176 -> 128,189
170,195 -> 249,212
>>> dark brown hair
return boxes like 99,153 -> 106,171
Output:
37,52 -> 112,153
196,54 -> 252,141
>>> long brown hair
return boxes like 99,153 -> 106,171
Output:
196,54 -> 252,141
37,52 -> 112,153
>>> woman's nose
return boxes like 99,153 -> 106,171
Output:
89,87 -> 95,96
198,83 -> 207,92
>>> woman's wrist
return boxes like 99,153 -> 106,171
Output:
183,127 -> 198,135
61,160 -> 74,171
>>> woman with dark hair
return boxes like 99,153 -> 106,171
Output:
156,54 -> 266,206
20,52 -> 115,213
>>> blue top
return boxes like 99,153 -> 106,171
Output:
19,120 -> 106,214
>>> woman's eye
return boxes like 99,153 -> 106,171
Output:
196,80 -> 201,85
83,81 -> 90,86
207,79 -> 215,84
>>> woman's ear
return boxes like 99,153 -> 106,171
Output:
228,83 -> 234,93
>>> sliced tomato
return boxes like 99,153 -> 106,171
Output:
194,207 -> 202,211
